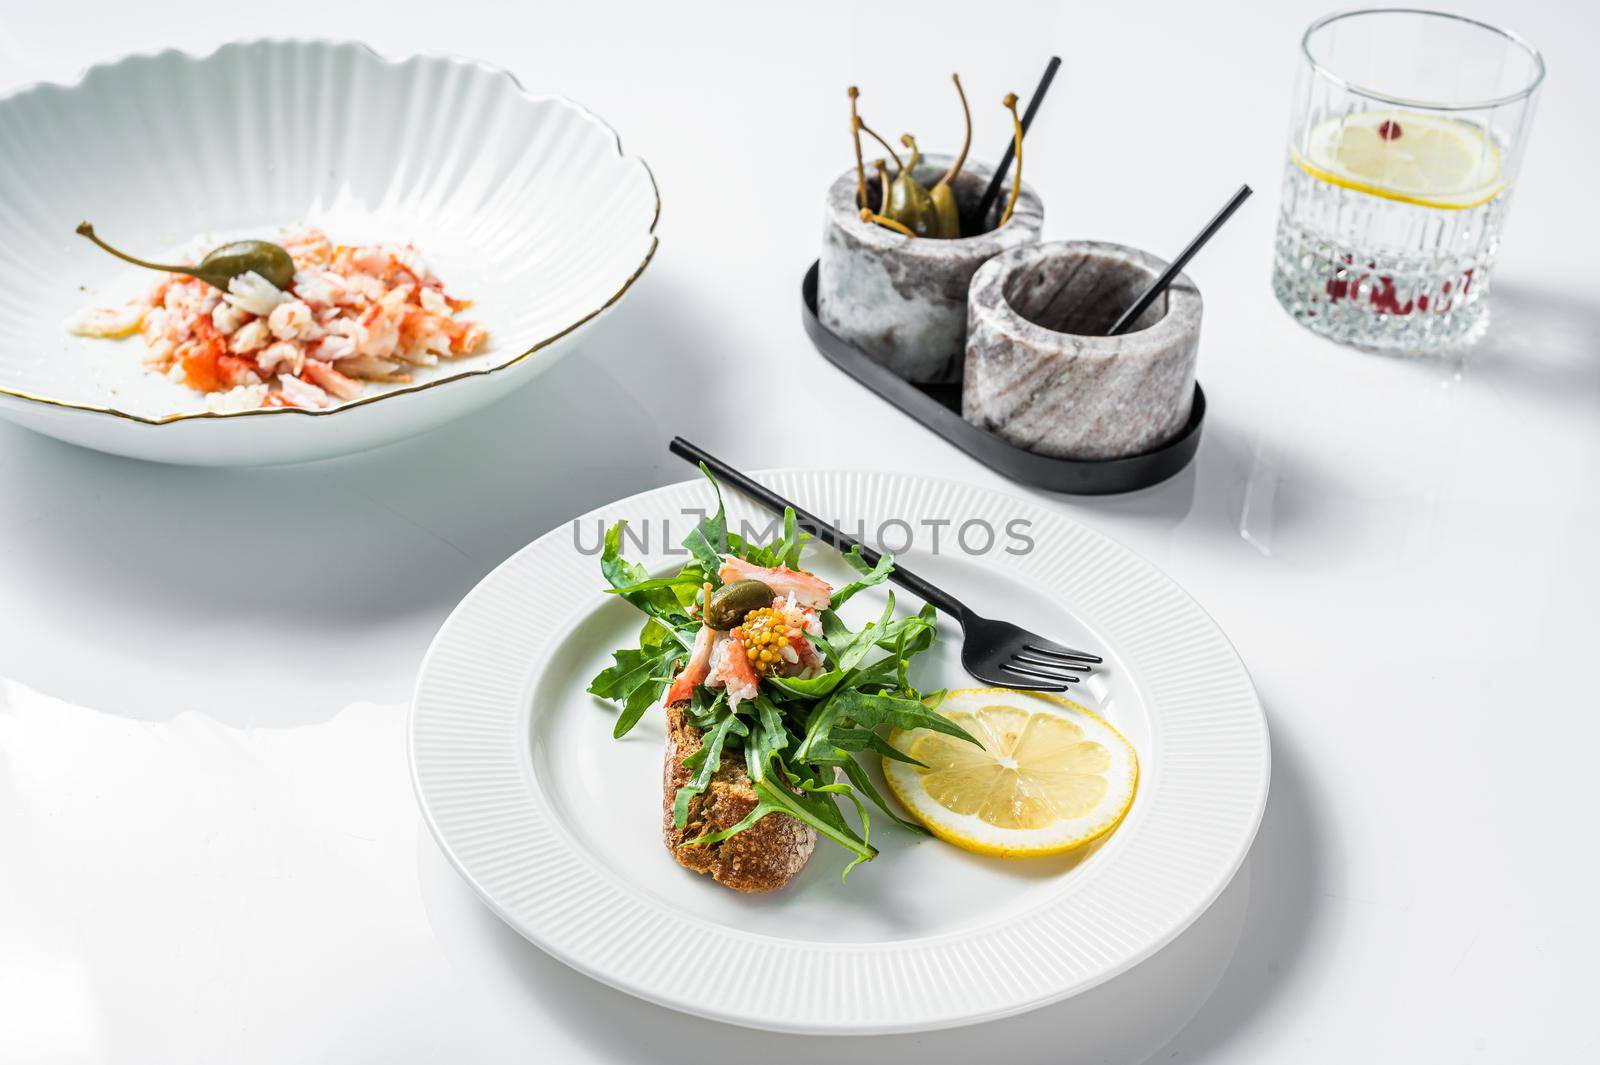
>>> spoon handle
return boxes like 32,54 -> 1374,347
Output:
1108,184 -> 1253,336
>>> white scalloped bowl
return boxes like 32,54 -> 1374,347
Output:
0,41 -> 658,466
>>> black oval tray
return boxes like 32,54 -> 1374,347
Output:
801,261 -> 1204,495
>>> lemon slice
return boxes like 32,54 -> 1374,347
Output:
883,688 -> 1138,858
1295,110 -> 1504,210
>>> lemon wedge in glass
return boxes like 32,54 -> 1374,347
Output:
884,688 -> 1138,858
1294,110 -> 1504,210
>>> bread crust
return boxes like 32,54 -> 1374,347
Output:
662,705 -> 815,892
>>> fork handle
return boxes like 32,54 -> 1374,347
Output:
668,438 -> 969,619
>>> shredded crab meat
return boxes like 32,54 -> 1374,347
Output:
707,631 -> 760,708
678,583 -> 828,709
718,556 -> 834,610
277,373 -> 331,409
65,225 -> 488,410
63,304 -> 144,339
267,299 -> 317,341
205,383 -> 269,413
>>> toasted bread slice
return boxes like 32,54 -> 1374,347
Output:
662,704 -> 815,892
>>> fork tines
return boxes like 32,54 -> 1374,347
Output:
995,638 -> 1101,689
1000,660 -> 1090,686
1024,641 -> 1101,664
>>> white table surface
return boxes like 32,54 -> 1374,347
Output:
1,1 -> 1595,1061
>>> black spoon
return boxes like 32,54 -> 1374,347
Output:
1108,184 -> 1254,336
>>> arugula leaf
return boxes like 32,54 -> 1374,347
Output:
639,617 -> 674,649
875,606 -> 938,655
601,523 -> 695,644
827,689 -> 980,746
840,543 -> 877,575
600,522 -> 655,599
832,593 -> 897,676
766,671 -> 843,700
775,507 -> 807,569
728,532 -> 777,566
613,679 -> 667,739
743,695 -> 789,782
799,774 -> 876,878
587,646 -> 669,701
604,573 -> 704,597
681,463 -> 729,579
836,755 -> 927,838
682,685 -> 728,729
805,626 -> 838,664
829,545 -> 894,610
829,725 -> 925,767
726,506 -> 809,570
805,736 -> 929,837
587,642 -> 681,738
850,606 -> 938,691
820,608 -> 853,649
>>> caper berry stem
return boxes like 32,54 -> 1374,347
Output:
848,87 -> 869,210
860,206 -> 916,237
855,115 -> 902,172
75,222 -> 195,279
899,133 -> 923,175
999,93 -> 1024,227
77,222 -> 296,292
937,73 -> 972,188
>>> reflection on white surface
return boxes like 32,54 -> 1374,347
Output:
0,682 -> 433,1063
1238,437 -> 1280,556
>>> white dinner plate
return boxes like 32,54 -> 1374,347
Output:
409,471 -> 1269,1033
0,40 -> 657,465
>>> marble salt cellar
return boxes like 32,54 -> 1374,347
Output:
963,241 -> 1202,460
818,154 -> 1043,384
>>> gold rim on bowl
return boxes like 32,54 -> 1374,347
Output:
0,40 -> 661,427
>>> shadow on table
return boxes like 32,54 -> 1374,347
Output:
417,719 -> 1323,1063
1452,282 -> 1600,410
1047,409 -> 1346,568
1047,281 -> 1600,567
0,276 -> 716,717
1145,718 -> 1324,1060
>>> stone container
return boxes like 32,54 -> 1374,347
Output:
963,241 -> 1202,460
818,154 -> 1043,384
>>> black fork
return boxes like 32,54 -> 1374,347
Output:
669,438 -> 1100,691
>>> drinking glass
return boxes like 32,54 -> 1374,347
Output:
1272,8 -> 1544,352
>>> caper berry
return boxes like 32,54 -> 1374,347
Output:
191,239 -> 296,292
705,578 -> 775,631
76,222 -> 296,293
886,134 -> 939,237
850,74 -> 979,240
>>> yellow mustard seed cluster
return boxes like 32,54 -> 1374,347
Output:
733,606 -> 805,677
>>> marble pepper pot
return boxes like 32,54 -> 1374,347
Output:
964,241 -> 1202,460
818,154 -> 1044,384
